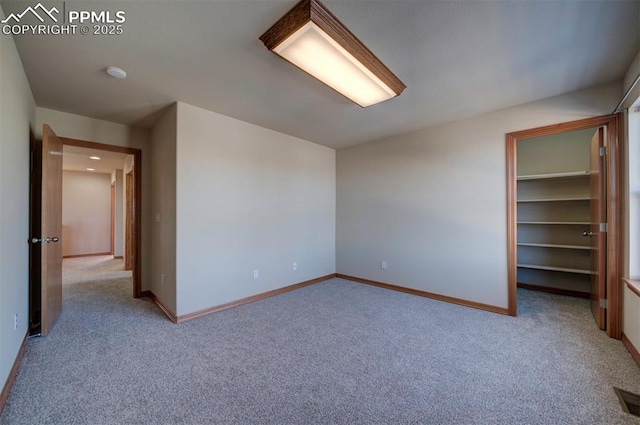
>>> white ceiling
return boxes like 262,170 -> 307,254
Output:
2,0 -> 639,149
63,145 -> 129,174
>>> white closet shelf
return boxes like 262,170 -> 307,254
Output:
517,221 -> 590,225
517,171 -> 590,181
517,264 -> 594,275
517,243 -> 593,250
517,197 -> 591,203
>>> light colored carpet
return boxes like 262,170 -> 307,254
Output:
1,257 -> 640,424
62,255 -> 132,285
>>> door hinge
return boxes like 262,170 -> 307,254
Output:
600,298 -> 607,309
599,146 -> 606,157
600,222 -> 607,233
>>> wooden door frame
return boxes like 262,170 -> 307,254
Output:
590,128 -> 607,328
506,114 -> 622,338
28,130 -> 43,336
61,137 -> 143,298
124,170 -> 134,271
110,183 -> 115,256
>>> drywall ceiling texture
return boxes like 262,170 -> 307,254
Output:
63,145 -> 128,174
1,0 -> 638,149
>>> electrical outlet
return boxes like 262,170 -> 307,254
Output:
161,274 -> 165,285
253,270 -> 259,279
13,313 -> 18,330
381,261 -> 387,270
155,213 -> 160,223
292,262 -> 297,271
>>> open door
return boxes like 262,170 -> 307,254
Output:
110,183 -> 115,255
589,127 -> 606,329
125,170 -> 134,271
36,124 -> 63,335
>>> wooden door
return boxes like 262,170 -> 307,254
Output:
125,170 -> 134,271
589,127 -> 606,329
28,132 -> 42,335
110,183 -> 115,255
40,124 -> 63,335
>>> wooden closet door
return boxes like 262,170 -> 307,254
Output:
589,127 -> 606,329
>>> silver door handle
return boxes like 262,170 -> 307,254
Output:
582,231 -> 596,237
31,236 -> 60,244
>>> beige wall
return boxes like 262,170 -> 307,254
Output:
623,85 -> 640,353
113,169 -> 124,257
626,107 -> 640,278
175,102 -> 336,316
35,108 -> 151,290
0,4 -> 36,397
149,105 -> 177,313
624,284 -> 640,357
517,128 -> 594,176
123,155 -> 134,261
622,52 -> 640,110
336,82 -> 620,309
62,170 -> 112,256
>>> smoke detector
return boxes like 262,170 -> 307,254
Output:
106,66 -> 127,79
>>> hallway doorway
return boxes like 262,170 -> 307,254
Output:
29,131 -> 143,336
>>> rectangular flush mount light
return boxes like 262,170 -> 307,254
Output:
259,0 -> 406,107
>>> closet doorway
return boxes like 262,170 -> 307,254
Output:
506,114 -> 622,338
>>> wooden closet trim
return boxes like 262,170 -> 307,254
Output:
516,283 -> 590,299
622,333 -> 640,367
506,114 -> 622,339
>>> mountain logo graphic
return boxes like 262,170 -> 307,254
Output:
1,3 -> 59,24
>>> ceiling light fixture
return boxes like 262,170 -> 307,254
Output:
86,168 -> 95,171
106,66 -> 127,79
89,156 -> 101,160
260,0 -> 405,107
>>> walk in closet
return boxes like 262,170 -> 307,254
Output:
516,128 -> 597,297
